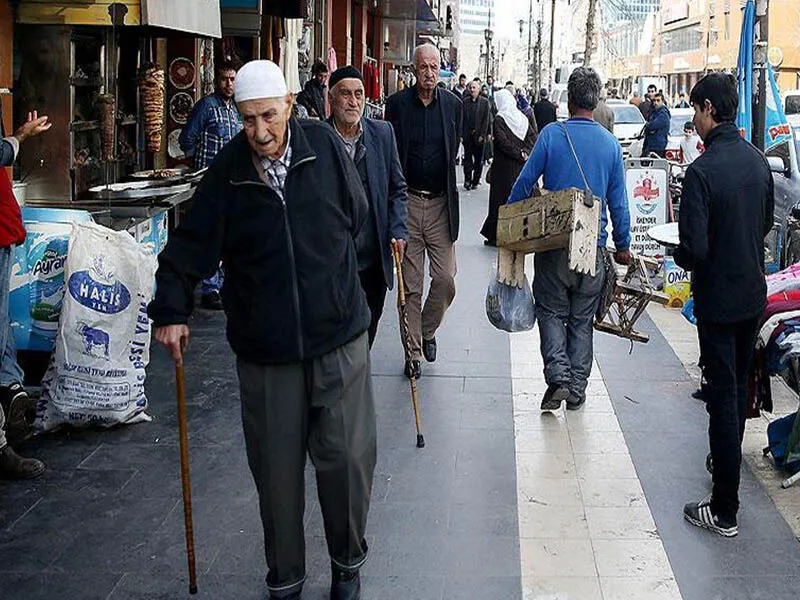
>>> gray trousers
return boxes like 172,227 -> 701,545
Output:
533,248 -> 605,401
237,332 -> 376,598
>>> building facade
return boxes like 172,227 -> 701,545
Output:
459,0 -> 495,36
653,0 -> 800,100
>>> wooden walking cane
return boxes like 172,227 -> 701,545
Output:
175,360 -> 198,594
392,240 -> 425,448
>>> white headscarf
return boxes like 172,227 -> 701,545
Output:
494,89 -> 529,141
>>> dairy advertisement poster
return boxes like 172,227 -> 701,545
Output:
625,166 -> 668,258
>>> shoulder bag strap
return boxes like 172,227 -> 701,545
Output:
559,121 -> 595,208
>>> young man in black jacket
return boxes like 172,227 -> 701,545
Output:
675,73 -> 774,538
149,61 -> 374,600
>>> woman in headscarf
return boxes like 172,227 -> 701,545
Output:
480,88 -> 538,246
515,88 -> 533,119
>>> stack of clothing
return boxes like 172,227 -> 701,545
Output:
752,263 -> 800,412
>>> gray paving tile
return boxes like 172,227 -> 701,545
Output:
597,313 -> 800,599
442,575 -> 521,600
1,572 -> 123,600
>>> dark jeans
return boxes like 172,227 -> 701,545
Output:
533,248 -> 605,401
698,316 -> 760,521
358,262 -> 387,348
463,140 -> 485,186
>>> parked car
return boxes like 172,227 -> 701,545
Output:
772,125 -> 800,267
665,108 -> 699,162
784,89 -> 800,126
609,104 -> 645,157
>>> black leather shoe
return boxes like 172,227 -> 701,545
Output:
422,337 -> 437,362
331,570 -> 360,600
200,290 -> 224,310
404,359 -> 421,380
0,445 -> 45,479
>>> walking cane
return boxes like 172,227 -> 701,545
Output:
175,359 -> 198,594
392,240 -> 425,448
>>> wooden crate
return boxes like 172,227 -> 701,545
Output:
496,188 -> 601,276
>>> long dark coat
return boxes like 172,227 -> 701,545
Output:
480,116 -> 537,244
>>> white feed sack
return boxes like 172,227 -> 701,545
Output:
37,222 -> 158,431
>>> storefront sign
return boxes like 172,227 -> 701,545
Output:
624,159 -> 670,258
662,2 -> 689,26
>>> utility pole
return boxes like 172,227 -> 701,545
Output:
535,20 -> 543,92
548,0 -> 556,89
753,0 -> 769,151
584,0 -> 597,66
527,0 -> 533,63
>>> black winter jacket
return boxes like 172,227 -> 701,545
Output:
674,123 -> 775,323
148,118 -> 371,364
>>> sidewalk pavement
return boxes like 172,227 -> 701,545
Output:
1,181 -> 799,600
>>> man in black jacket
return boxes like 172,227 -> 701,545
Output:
148,60 -> 374,600
296,59 -> 328,119
533,88 -> 557,132
675,73 -> 774,538
462,80 -> 491,190
385,44 -> 463,379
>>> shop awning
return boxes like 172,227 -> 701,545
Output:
142,0 -> 222,38
221,0 -> 262,36
374,0 -> 438,22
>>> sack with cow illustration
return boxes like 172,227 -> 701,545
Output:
37,221 -> 158,431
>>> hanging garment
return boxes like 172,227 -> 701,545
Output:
283,19 -> 302,93
327,46 -> 338,74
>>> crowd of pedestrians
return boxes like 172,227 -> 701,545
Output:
0,33 -> 776,598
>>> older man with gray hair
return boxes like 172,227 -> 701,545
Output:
385,44 -> 463,379
149,60 -> 375,600
508,67 -> 631,412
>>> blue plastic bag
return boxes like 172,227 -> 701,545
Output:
681,297 -> 697,326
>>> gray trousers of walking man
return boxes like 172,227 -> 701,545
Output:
237,332 -> 377,598
534,248 -> 605,401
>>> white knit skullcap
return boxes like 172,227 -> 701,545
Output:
235,60 -> 288,103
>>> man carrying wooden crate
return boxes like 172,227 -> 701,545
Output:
507,67 -> 632,411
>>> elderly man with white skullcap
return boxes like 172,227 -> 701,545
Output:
148,60 -> 375,600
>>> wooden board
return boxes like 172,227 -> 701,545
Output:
497,188 -> 600,276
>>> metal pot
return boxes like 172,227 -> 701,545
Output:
11,181 -> 27,206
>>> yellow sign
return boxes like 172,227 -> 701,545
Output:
17,1 -> 142,26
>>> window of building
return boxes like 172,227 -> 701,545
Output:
661,24 -> 702,54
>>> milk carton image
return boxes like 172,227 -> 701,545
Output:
28,233 -> 69,333
9,208 -> 93,352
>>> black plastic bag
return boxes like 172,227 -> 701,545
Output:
485,270 -> 536,332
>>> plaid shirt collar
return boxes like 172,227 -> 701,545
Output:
260,126 -> 292,199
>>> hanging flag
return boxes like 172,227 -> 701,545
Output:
764,63 -> 792,152
736,0 -> 755,142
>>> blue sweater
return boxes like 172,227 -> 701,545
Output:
508,118 -> 631,250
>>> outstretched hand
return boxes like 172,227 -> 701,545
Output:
14,111 -> 53,143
